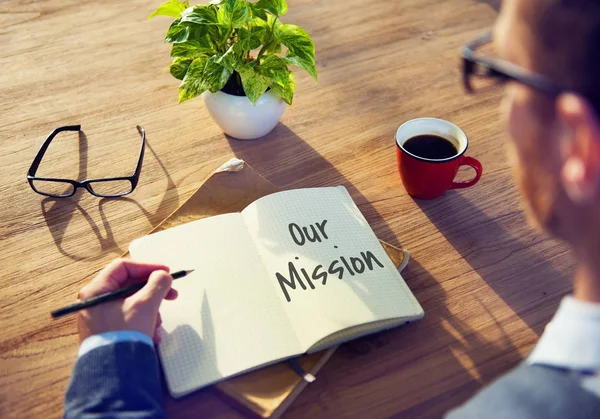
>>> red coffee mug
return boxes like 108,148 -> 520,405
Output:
395,118 -> 483,199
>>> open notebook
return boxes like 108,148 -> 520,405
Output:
129,186 -> 424,397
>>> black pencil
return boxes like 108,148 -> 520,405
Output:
51,269 -> 194,319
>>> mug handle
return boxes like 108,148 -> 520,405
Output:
450,156 -> 483,189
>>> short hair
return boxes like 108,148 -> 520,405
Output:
524,0 -> 600,111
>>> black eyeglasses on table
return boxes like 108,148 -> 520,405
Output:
461,31 -> 572,97
27,125 -> 145,198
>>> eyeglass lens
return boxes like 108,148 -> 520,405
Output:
87,180 -> 133,197
31,179 -> 75,197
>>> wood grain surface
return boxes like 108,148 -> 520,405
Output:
0,0 -> 573,418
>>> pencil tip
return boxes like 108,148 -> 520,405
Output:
185,269 -> 194,275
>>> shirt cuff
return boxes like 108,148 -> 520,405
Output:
78,330 -> 154,358
528,296 -> 600,371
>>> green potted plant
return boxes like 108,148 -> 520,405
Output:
150,0 -> 317,140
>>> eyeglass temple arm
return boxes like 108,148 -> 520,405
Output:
131,126 -> 146,187
27,125 -> 82,177
460,32 -> 493,94
466,32 -> 493,52
462,32 -> 566,97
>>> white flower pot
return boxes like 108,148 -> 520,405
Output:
202,90 -> 287,140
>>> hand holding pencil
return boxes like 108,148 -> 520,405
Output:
61,259 -> 183,344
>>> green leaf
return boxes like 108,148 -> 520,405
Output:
238,64 -> 269,105
276,24 -> 317,80
202,55 -> 233,92
284,53 -> 317,80
255,0 -> 288,16
252,25 -> 268,43
237,26 -> 265,50
216,42 -> 241,72
211,24 -> 232,46
180,5 -> 219,25
186,24 -> 211,42
179,56 -> 209,103
257,54 -> 286,72
169,57 -> 194,80
257,55 -> 294,104
266,13 -> 283,31
170,37 -> 213,58
253,14 -> 280,34
175,6 -> 226,48
165,19 -> 188,43
265,41 -> 282,54
270,71 -> 295,105
217,0 -> 249,28
253,13 -> 282,51
249,3 -> 268,21
149,0 -> 187,18
165,19 -> 210,44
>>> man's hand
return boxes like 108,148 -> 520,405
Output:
77,259 -> 178,343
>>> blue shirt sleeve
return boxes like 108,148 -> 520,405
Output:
66,337 -> 164,418
78,330 -> 154,358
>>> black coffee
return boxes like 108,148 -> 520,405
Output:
403,135 -> 458,160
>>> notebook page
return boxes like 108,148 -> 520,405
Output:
241,187 -> 424,352
129,213 -> 302,397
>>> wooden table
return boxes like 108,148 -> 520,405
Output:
0,0 -> 574,417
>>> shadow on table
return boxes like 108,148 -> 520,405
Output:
42,196 -> 119,260
297,187 -> 569,416
226,125 -> 518,417
289,257 -> 521,418
41,135 -> 179,260
98,139 -> 180,242
416,191 -> 570,336
226,123 -> 402,249
391,259 -> 522,417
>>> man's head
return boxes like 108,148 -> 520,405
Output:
494,0 -> 600,252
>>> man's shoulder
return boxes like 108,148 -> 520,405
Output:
446,364 -> 600,419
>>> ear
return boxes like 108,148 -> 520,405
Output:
556,93 -> 600,204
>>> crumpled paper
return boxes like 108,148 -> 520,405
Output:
215,158 -> 245,173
